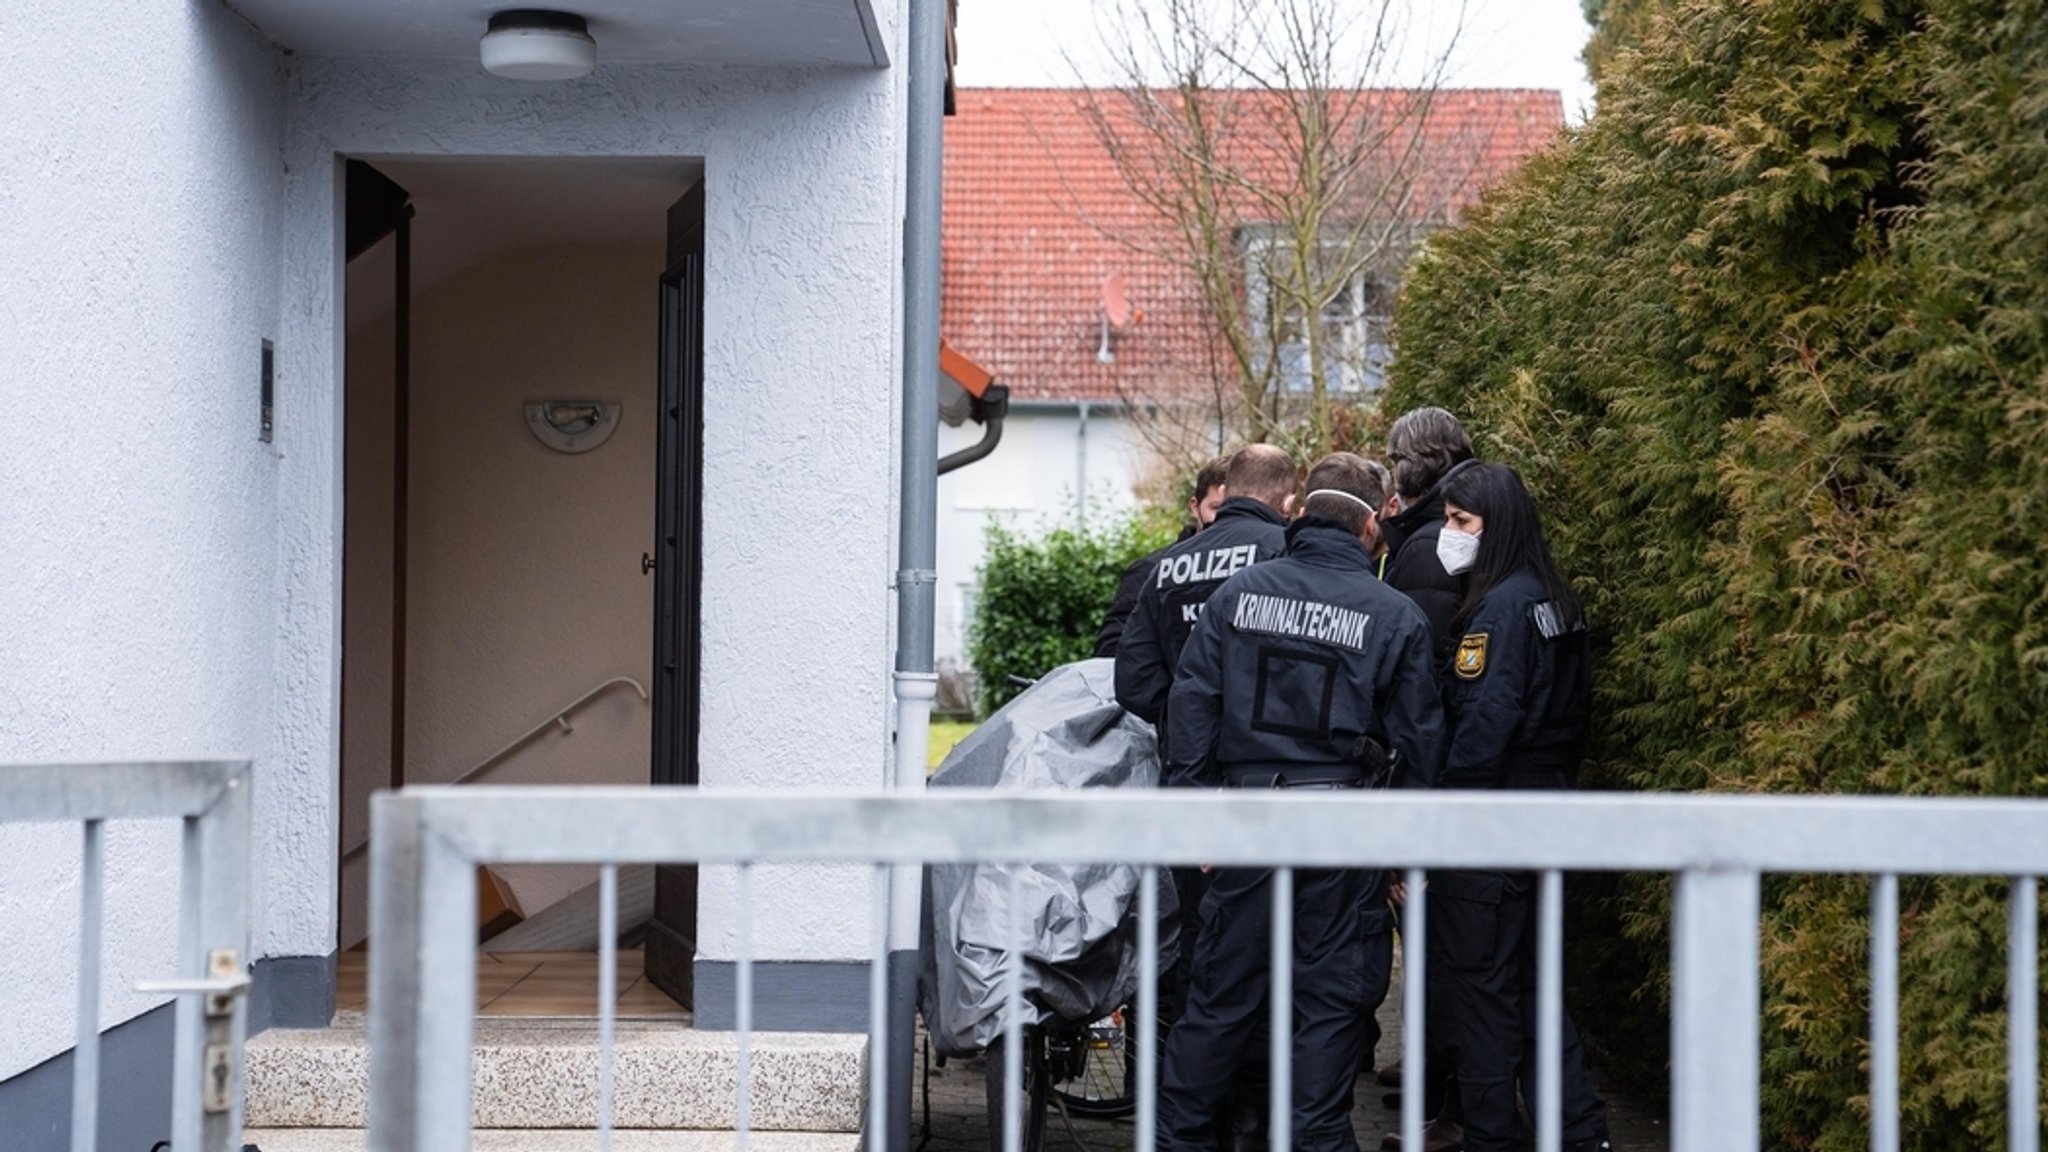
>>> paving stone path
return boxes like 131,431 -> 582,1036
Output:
910,963 -> 1667,1152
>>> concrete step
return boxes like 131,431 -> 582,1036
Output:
246,1131 -> 859,1152
244,1014 -> 866,1131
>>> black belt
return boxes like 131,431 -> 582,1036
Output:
1224,765 -> 1366,790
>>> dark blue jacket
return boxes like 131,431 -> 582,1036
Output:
1441,568 -> 1591,790
1164,518 -> 1445,789
1380,459 -> 1478,670
1093,523 -> 1196,658
1114,497 -> 1288,727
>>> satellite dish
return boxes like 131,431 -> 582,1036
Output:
1101,272 -> 1131,329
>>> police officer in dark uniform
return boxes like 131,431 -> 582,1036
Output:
1374,409 -> 1476,1152
1096,456 -> 1231,657
1379,407 -> 1479,670
1427,463 -> 1611,1152
1117,444 -> 1296,1150
1157,453 -> 1447,1152
1115,443 -> 1297,732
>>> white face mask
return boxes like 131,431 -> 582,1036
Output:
1437,527 -> 1480,575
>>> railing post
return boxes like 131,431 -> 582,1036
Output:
1535,869 -> 1564,1152
369,792 -> 425,1151
1268,868 -> 1294,1152
1400,869 -> 1427,1152
2010,875 -> 2039,1152
1136,865 -> 1160,1152
71,820 -> 105,1152
210,764 -> 253,1152
169,765 -> 251,1152
1870,874 -> 1899,1152
1671,868 -> 1760,1152
416,822 -> 479,1150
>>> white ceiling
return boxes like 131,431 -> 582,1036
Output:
229,0 -> 886,67
354,157 -> 702,301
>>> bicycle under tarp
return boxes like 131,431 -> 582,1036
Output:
917,658 -> 1177,1152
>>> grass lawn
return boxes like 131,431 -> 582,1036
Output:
927,719 -> 978,771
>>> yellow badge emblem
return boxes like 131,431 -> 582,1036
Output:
1455,633 -> 1489,680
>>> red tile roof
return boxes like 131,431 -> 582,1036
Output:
942,87 -> 1564,403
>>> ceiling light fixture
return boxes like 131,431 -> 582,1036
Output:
480,10 -> 596,81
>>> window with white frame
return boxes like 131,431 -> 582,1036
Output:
1241,227 -> 1402,396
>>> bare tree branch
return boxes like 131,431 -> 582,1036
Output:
1060,0 -> 1490,470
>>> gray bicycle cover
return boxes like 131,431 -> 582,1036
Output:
917,657 -> 1180,1057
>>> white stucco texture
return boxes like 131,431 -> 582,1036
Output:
0,0 -> 910,1075
275,40 -> 908,967
0,0 -> 285,1080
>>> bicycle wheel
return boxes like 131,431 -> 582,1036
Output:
984,1028 -> 1049,1152
1046,1005 -> 1138,1120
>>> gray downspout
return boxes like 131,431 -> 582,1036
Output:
887,1 -> 946,1149
1075,400 -> 1090,524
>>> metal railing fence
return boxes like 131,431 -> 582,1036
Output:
367,787 -> 2048,1152
2,760 -> 253,1152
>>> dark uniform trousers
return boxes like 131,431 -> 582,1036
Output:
1161,866 -> 1209,1024
1163,865 -> 1270,1152
1425,870 -> 1606,1152
1159,866 -> 1392,1152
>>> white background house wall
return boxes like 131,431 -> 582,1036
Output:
0,2 -> 286,1079
934,407 -> 1146,678
276,38 -> 907,968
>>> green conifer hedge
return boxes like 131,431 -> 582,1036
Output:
1387,1 -> 2048,1146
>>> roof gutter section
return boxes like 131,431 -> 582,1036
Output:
937,384 -> 1009,475
885,0 -> 948,1147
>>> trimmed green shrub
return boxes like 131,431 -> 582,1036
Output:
1388,1 -> 2048,1147
966,513 -> 1175,717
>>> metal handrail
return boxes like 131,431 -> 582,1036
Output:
340,675 -> 647,863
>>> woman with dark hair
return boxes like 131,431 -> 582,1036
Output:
1424,463 -> 1613,1152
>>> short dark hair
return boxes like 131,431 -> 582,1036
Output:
1191,456 -> 1229,503
1441,463 -> 1582,630
1224,444 -> 1298,511
1386,407 -> 1475,499
1302,453 -> 1390,535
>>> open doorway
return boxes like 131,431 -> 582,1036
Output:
337,156 -> 705,1017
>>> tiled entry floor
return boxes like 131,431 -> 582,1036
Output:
334,949 -> 689,1018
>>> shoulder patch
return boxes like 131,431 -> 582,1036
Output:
1454,632 -> 1489,680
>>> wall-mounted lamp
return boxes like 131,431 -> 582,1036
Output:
481,10 -> 597,81
525,400 -> 620,453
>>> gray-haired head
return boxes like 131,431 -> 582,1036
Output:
1386,407 -> 1474,500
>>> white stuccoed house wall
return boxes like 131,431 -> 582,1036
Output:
0,0 -> 908,1082
935,405 -> 1148,679
0,1 -> 287,1082
276,49 -> 906,975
